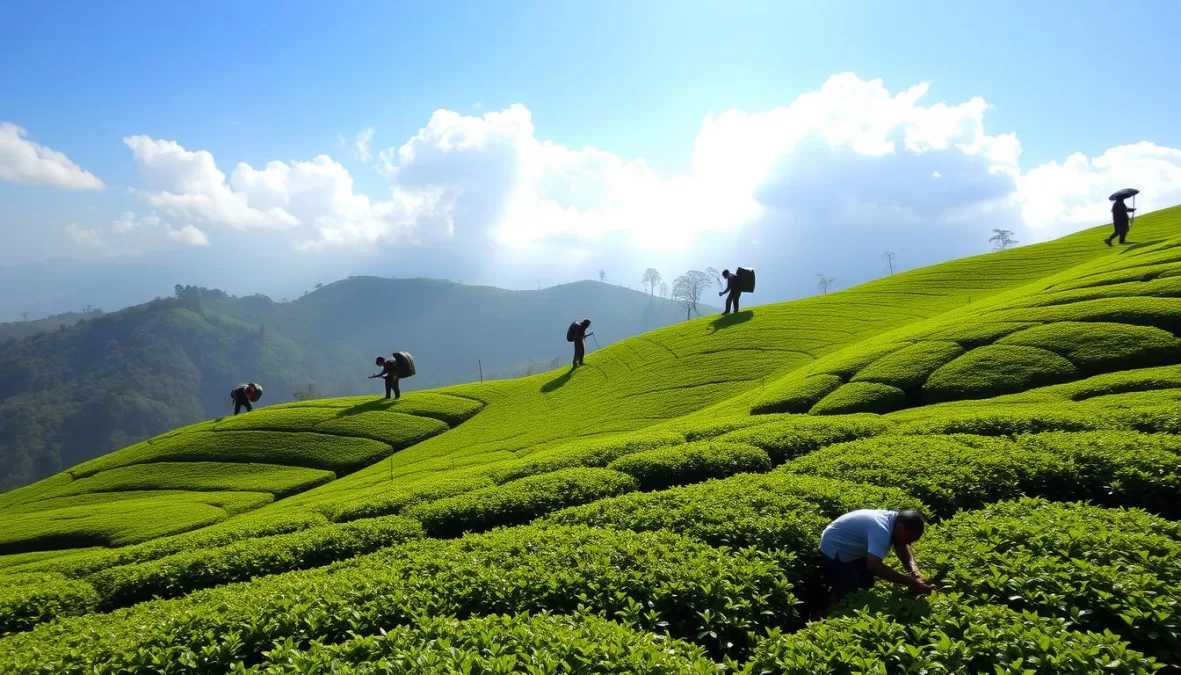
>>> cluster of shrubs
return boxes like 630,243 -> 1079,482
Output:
915,498 -> 1180,664
716,415 -> 890,464
752,594 -> 1159,674
0,573 -> 99,636
781,431 -> 1181,517
606,441 -> 770,491
0,525 -> 795,671
408,468 -> 639,537
485,431 -> 687,484
86,514 -> 424,609
17,511 -> 329,577
252,612 -> 718,674
546,472 -> 921,606
323,473 -> 495,522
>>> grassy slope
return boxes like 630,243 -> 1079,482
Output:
2,209 -> 1181,671
0,278 -> 701,493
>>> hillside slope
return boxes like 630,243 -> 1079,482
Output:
2,208 -> 1180,672
0,278 -> 695,491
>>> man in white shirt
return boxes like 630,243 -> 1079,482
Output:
819,508 -> 933,611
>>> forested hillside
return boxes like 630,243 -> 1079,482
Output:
0,278 -> 698,491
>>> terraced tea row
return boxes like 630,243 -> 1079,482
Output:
0,393 -> 483,554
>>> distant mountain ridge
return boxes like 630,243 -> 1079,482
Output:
0,277 -> 710,491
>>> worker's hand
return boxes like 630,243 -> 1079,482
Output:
907,577 -> 934,595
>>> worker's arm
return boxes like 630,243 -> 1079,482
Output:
866,554 -> 932,594
894,543 -> 923,579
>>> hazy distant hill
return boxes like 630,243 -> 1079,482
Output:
0,278 -> 705,491
0,309 -> 104,341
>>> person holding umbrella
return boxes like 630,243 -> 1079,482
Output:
1105,188 -> 1138,246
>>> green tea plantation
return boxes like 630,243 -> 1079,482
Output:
3,208 -> 1181,673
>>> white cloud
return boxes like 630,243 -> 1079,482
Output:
65,224 -> 107,251
124,135 -> 300,230
116,73 -> 1181,262
123,135 -> 415,248
112,211 -> 137,233
354,128 -> 374,163
167,224 -> 210,247
1017,141 -> 1181,235
112,210 -> 163,233
325,74 -> 1024,252
0,122 -> 104,190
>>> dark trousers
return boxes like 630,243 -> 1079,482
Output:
820,553 -> 875,605
725,291 -> 741,313
573,339 -> 585,366
233,391 -> 253,415
385,376 -> 400,399
1107,223 -> 1129,244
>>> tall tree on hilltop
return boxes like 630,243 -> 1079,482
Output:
817,274 -> 836,295
672,270 -> 710,321
990,229 -> 1018,251
641,268 -> 662,295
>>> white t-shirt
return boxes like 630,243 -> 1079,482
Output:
820,509 -> 897,562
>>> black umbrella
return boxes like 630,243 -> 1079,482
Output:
1109,188 -> 1139,226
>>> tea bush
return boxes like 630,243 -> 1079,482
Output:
607,441 -> 770,490
889,402 -> 1110,436
210,407 -> 340,432
546,472 -> 921,599
56,461 -> 336,499
14,511 -> 331,578
1013,431 -> 1181,517
86,515 -> 424,609
325,474 -> 496,522
750,374 -> 842,414
806,341 -> 913,378
0,573 -> 99,636
918,499 -> 1181,663
407,468 -> 639,537
810,381 -> 908,415
781,433 -> 1181,517
0,498 -> 230,554
996,321 -> 1181,373
750,594 -> 1159,674
988,295 -> 1181,334
313,411 -> 449,448
0,525 -> 795,671
485,431 -> 686,484
0,488 -> 271,516
915,320 -> 1037,348
71,431 -> 391,477
851,339 -> 964,390
253,612 -> 720,674
269,392 -> 485,426
717,415 -> 891,464
924,344 -> 1080,402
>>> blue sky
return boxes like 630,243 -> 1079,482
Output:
2,0 -> 1180,318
